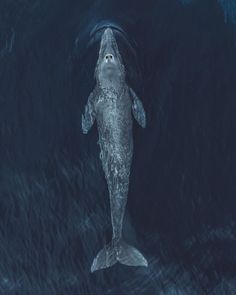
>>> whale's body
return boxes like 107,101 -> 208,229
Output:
82,27 -> 147,272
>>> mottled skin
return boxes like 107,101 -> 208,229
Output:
82,28 -> 147,271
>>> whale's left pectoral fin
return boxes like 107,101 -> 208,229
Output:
82,91 -> 96,134
130,88 -> 146,128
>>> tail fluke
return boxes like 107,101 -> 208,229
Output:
91,240 -> 148,272
91,242 -> 117,272
117,241 -> 148,267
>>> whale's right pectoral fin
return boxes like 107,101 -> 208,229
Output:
82,91 -> 96,134
130,88 -> 146,128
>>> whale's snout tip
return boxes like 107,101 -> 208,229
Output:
102,27 -> 115,39
104,27 -> 113,34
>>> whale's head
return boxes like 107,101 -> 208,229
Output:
95,28 -> 125,85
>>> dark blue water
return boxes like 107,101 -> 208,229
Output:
0,0 -> 236,294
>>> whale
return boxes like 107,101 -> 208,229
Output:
82,26 -> 148,272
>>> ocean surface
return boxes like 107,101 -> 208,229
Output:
0,0 -> 236,294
